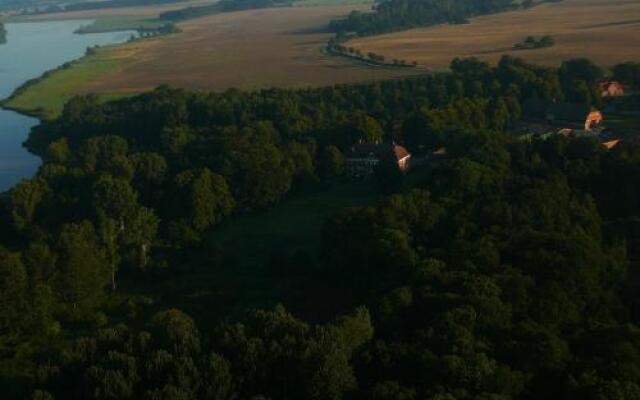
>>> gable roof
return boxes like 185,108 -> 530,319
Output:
394,144 -> 410,160
602,139 -> 621,150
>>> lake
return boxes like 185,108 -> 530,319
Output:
0,20 -> 135,192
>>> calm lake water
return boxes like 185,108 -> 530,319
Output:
0,20 -> 134,191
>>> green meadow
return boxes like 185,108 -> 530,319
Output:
3,44 -> 130,120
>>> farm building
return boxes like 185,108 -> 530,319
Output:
585,108 -> 604,131
598,80 -> 625,98
345,143 -> 411,177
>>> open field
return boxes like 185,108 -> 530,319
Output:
5,4 -> 419,117
85,5 -> 419,92
73,15 -> 168,33
349,0 -> 640,69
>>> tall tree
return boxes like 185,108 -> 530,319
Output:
56,222 -> 110,313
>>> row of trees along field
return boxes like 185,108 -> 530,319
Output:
1,56 -> 640,399
329,0 -> 553,37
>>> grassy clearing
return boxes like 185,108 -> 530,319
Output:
206,180 -> 377,269
123,180 -> 379,325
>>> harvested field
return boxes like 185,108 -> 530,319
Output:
82,5 -> 420,94
7,4 -> 421,117
348,0 -> 640,69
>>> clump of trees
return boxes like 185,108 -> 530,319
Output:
613,62 -> 640,89
137,23 -> 181,38
513,35 -> 554,50
31,306 -> 374,399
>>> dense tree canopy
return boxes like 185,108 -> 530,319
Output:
0,56 -> 639,399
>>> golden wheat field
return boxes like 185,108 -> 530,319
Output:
349,0 -> 640,69
79,5 -> 421,94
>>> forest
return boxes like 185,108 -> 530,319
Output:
159,0 -> 293,21
62,0 -> 187,12
330,0 -> 529,36
1,56 -> 640,399
0,22 -> 6,44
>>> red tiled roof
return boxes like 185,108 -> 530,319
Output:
602,139 -> 621,150
393,144 -> 410,160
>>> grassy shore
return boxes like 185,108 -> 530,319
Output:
2,43 -> 134,120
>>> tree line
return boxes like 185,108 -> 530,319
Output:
1,56 -> 640,398
40,0 -> 187,14
327,41 -> 418,68
159,0 -> 293,22
329,0 -> 520,37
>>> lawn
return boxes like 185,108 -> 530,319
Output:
119,180 -> 380,326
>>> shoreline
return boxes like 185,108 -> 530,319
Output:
0,19 -> 144,190
0,59 -> 77,120
0,31 -> 150,120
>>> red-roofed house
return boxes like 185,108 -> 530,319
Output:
598,80 -> 625,98
585,108 -> 604,131
602,139 -> 621,150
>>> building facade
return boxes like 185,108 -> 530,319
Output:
345,143 -> 411,178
